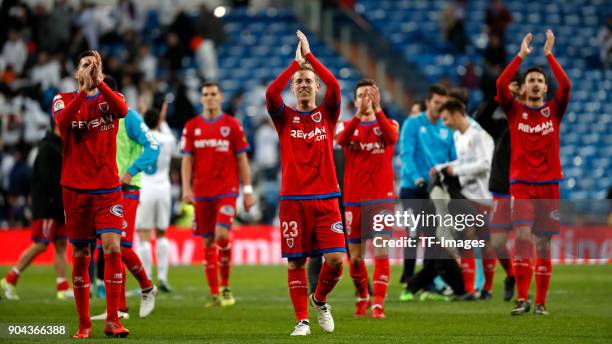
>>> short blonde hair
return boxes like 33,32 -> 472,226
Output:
292,63 -> 319,83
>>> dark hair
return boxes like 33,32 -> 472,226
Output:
75,50 -> 96,66
427,84 -> 449,100
144,109 -> 160,129
201,81 -> 222,92
523,67 -> 548,85
511,72 -> 522,85
103,75 -> 117,91
439,99 -> 466,115
412,100 -> 426,112
449,87 -> 469,106
353,78 -> 377,99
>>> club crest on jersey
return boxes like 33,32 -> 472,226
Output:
293,116 -> 300,124
522,112 -> 528,120
195,128 -> 202,136
98,102 -> 109,113
541,107 -> 551,118
373,127 -> 382,136
311,111 -> 322,123
330,221 -> 344,234
286,238 -> 295,248
110,205 -> 123,217
220,126 -> 231,137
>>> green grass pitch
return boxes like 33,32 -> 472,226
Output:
1,264 -> 611,343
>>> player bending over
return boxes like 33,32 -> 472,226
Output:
181,82 -> 255,307
266,31 -> 345,336
497,30 -> 570,316
52,50 -> 129,338
336,80 -> 398,318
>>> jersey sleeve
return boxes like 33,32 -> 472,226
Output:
496,55 -> 522,117
232,120 -> 250,154
98,81 -> 128,119
335,117 -> 359,147
266,61 -> 299,117
399,117 -> 421,186
452,131 -> 494,178
125,109 -> 160,176
179,121 -> 194,155
546,53 -> 571,119
52,92 -> 87,128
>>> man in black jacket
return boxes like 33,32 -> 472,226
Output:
1,123 -> 73,300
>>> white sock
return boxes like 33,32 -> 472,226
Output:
138,240 -> 153,279
156,237 -> 170,283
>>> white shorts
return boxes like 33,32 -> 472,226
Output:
136,187 -> 172,231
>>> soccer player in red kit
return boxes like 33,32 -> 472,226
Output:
266,31 -> 345,336
52,50 -> 129,337
496,30 -> 570,316
181,82 -> 255,307
336,80 -> 398,319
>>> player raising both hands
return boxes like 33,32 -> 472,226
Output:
266,31 -> 345,336
496,30 -> 570,316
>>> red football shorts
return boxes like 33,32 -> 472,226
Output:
193,197 -> 237,238
31,218 -> 66,244
62,187 -> 124,245
120,189 -> 140,247
489,193 -> 512,233
510,183 -> 560,235
279,198 -> 346,258
344,202 -> 395,244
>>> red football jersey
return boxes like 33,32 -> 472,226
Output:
52,84 -> 127,191
270,104 -> 341,199
180,114 -> 249,199
497,55 -> 570,184
336,116 -> 399,204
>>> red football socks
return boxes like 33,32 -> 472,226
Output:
461,249 -> 476,294
287,268 -> 308,321
513,238 -> 534,301
204,246 -> 219,295
535,257 -> 552,305
105,252 -> 123,322
313,261 -> 343,303
121,247 -> 152,290
57,278 -> 70,291
119,264 -> 127,311
372,258 -> 390,306
482,250 -> 496,292
349,259 -> 369,299
72,256 -> 91,330
217,239 -> 231,288
5,267 -> 20,285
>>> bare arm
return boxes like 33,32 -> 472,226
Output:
181,155 -> 194,204
237,152 -> 255,211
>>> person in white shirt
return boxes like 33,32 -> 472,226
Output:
2,30 -> 27,75
436,100 -> 494,201
136,104 -> 177,292
434,99 -> 495,300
